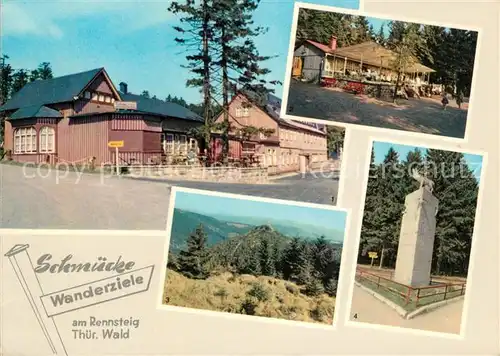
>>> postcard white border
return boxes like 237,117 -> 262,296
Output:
280,2 -> 483,143
334,126 -> 351,207
342,135 -> 489,339
0,229 -> 168,237
156,186 -> 352,330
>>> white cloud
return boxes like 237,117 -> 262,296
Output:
1,0 -> 173,38
1,2 -> 64,38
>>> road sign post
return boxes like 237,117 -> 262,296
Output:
108,141 -> 124,176
368,251 -> 378,267
115,147 -> 119,175
5,244 -> 68,355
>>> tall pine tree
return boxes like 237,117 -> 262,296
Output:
211,0 -> 277,161
12,69 -> 29,94
425,149 -> 479,276
169,0 -> 217,155
178,224 -> 210,279
259,236 -> 276,276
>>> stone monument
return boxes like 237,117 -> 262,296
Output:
393,169 -> 439,287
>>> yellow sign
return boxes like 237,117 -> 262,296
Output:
368,252 -> 378,259
108,141 -> 124,148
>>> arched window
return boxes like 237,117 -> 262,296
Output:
39,126 -> 55,153
14,127 -> 37,154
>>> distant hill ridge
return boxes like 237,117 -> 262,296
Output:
207,224 -> 292,269
210,213 -> 344,243
169,209 -> 343,253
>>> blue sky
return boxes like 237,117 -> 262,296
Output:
373,141 -> 483,181
174,190 -> 348,232
2,0 -> 359,104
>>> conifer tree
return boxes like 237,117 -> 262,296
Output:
11,69 -> 29,94
425,149 -> 479,275
400,148 -> 425,195
376,24 -> 386,46
359,148 -> 380,258
0,55 -> 13,105
362,147 -> 404,267
212,0 -> 278,161
0,55 -> 13,145
178,224 -> 210,279
169,0 -> 216,154
272,243 -> 282,277
311,236 -> 337,285
387,21 -> 406,44
325,277 -> 338,297
259,236 -> 276,276
295,241 -> 314,285
281,237 -> 303,280
360,145 -> 480,277
30,62 -> 53,81
305,277 -> 325,297
244,246 -> 262,275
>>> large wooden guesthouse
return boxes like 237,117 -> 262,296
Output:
1,68 -> 330,173
0,68 -> 203,166
214,92 -> 328,174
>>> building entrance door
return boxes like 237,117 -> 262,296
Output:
292,57 -> 303,77
299,154 -> 310,174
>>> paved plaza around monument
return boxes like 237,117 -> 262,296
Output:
350,285 -> 463,334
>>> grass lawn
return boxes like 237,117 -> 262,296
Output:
356,274 -> 465,312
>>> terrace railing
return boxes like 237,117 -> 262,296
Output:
356,268 -> 466,309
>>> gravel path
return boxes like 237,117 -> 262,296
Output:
286,81 -> 468,138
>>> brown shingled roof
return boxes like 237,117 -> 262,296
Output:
303,40 -> 435,73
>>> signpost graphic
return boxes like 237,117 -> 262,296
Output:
368,251 -> 378,267
108,141 -> 124,176
5,244 -> 68,355
5,243 -> 154,356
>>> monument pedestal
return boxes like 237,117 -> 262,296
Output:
394,187 -> 439,287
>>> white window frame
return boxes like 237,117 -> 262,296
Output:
174,134 -> 180,154
179,135 -> 187,154
105,96 -> 111,103
236,106 -> 250,118
98,94 -> 105,102
39,126 -> 55,153
14,127 -> 37,154
163,133 -> 174,154
189,138 -> 198,151
242,142 -> 255,155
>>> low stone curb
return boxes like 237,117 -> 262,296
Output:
355,281 -> 465,320
354,281 -> 408,318
267,172 -> 300,180
121,175 -> 271,185
405,295 -> 465,320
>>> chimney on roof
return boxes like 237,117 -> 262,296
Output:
329,36 -> 337,51
119,82 -> 128,94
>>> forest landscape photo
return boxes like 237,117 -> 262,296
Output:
350,140 -> 483,334
162,189 -> 348,325
286,6 -> 479,138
